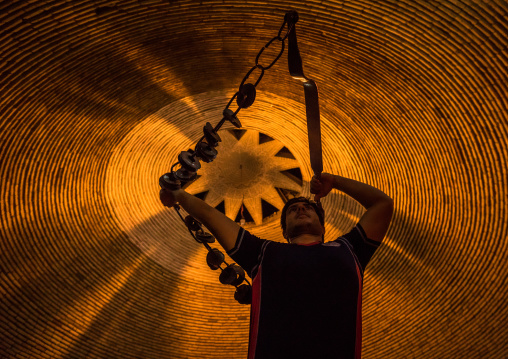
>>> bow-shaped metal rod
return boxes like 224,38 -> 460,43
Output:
286,11 -> 323,180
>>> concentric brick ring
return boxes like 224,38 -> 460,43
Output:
1,1 -> 507,358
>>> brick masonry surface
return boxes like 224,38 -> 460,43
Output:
0,0 -> 507,358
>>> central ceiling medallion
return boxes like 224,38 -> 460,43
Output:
185,129 -> 303,225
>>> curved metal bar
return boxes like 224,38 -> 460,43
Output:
286,11 -> 323,178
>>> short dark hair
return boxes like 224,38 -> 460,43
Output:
280,197 -> 325,242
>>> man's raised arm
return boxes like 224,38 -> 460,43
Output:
311,173 -> 394,243
160,189 -> 241,252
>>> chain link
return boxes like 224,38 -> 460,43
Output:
238,17 -> 294,92
278,14 -> 295,41
255,35 -> 285,71
239,65 -> 265,89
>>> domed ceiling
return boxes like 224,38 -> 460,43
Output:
1,1 -> 507,358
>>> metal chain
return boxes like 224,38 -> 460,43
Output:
225,17 -> 295,112
171,15 -> 295,169
163,12 -> 299,305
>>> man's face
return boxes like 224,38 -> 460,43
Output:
284,201 -> 324,240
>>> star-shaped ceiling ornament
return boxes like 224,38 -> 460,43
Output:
185,129 -> 303,225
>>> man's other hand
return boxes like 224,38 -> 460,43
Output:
310,173 -> 336,202
160,188 -> 180,207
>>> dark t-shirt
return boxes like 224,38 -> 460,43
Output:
227,223 -> 380,359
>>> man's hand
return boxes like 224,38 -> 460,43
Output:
310,173 -> 336,202
160,188 -> 180,207
311,172 -> 394,242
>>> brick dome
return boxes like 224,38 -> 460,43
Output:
1,1 -> 507,358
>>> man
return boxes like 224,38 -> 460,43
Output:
160,172 -> 393,359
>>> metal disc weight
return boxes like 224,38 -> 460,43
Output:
223,109 -> 242,128
219,264 -> 245,286
234,284 -> 252,305
236,83 -> 256,109
174,168 -> 197,182
196,142 -> 218,162
159,173 -> 181,190
206,248 -> 225,270
184,215 -> 202,231
196,230 -> 215,243
203,122 -> 221,147
178,151 -> 201,172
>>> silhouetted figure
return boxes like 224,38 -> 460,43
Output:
160,172 -> 393,359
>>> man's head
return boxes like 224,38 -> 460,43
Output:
280,197 -> 325,243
